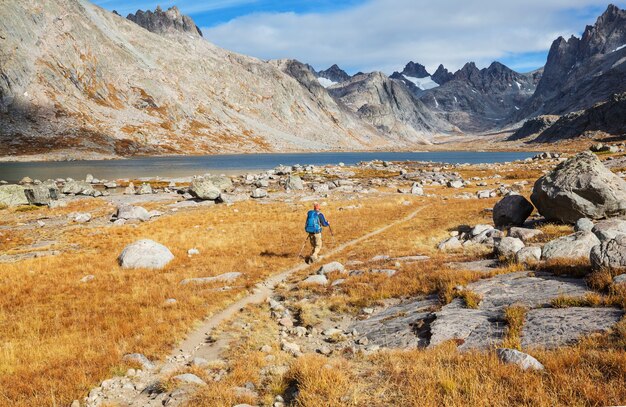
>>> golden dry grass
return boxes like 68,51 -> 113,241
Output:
0,195 -> 418,406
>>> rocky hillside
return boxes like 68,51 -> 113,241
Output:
0,0 -> 406,159
515,4 -> 626,120
327,72 -> 458,143
419,62 -> 539,133
511,92 -> 626,143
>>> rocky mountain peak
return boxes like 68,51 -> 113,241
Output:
127,6 -> 203,37
317,64 -> 351,83
431,64 -> 453,85
580,3 -> 626,57
401,61 -> 430,78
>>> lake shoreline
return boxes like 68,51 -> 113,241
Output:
0,151 -> 540,183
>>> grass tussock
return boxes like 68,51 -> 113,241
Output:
456,290 -> 482,309
501,305 -> 528,350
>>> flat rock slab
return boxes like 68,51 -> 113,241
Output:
446,259 -> 501,273
104,192 -> 181,206
349,297 -> 439,348
467,271 -> 592,310
521,307 -> 623,349
429,299 -> 505,350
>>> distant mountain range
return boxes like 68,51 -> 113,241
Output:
0,1 -> 624,159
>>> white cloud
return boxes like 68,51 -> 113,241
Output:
202,0 -> 623,74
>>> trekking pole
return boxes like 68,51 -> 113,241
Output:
297,234 -> 309,258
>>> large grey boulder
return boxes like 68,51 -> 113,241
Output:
492,195 -> 534,227
541,232 -> 601,261
62,181 -> 95,196
116,205 -> 151,222
530,152 -> 626,223
591,219 -> 626,242
118,239 -> 174,269
189,179 -> 221,200
496,348 -> 544,370
204,175 -> 232,191
590,234 -> 626,271
251,188 -> 268,199
24,182 -> 59,206
0,185 -> 28,206
285,175 -> 304,191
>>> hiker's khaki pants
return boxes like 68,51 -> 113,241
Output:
309,233 -> 322,260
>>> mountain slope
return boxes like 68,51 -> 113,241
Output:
327,72 -> 457,143
0,0 -> 395,158
515,4 -> 626,120
418,62 -> 539,132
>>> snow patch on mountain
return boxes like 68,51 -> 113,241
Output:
317,77 -> 338,88
402,75 -> 439,90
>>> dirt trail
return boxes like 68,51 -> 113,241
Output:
87,204 -> 427,406
168,204 -> 428,364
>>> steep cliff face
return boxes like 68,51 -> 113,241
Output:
0,0 -> 397,158
126,6 -> 203,37
418,62 -> 538,133
515,4 -> 626,120
526,93 -> 626,143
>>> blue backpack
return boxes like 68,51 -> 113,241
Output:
305,210 -> 321,233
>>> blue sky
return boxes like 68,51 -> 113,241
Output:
94,0 -> 626,74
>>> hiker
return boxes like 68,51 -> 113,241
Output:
304,202 -> 331,263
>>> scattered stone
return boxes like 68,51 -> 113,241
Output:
116,205 -> 151,222
122,353 -> 155,370
281,341 -> 302,356
531,152 -> 626,223
285,175 -> 304,190
62,181 -> 95,196
492,195 -> 534,227
590,234 -> 626,271
73,213 -> 91,223
574,218 -> 594,232
496,348 -> 544,371
80,275 -> 95,283
164,298 -> 177,305
172,373 -> 206,386
614,274 -> 626,284
495,237 -> 525,258
515,246 -> 542,265
471,224 -> 493,236
541,232 -> 601,261
118,239 -> 174,269
136,183 -> 153,195
410,182 -> 424,196
447,180 -> 464,189
317,261 -> 345,275
251,188 -> 268,199
438,236 -> 462,251
509,227 -> 543,242
187,248 -> 200,256
301,274 -> 328,285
